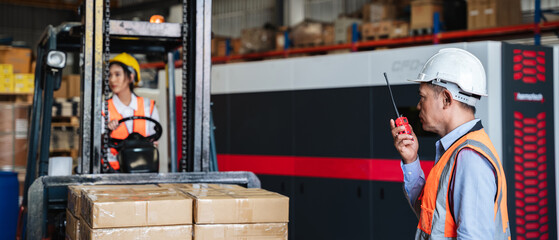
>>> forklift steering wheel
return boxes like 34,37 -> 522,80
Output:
107,116 -> 162,149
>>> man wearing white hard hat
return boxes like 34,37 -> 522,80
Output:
389,48 -> 510,239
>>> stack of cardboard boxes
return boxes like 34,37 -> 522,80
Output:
0,47 -> 34,93
410,0 -> 443,32
67,184 -> 289,240
163,183 -> 289,240
291,20 -> 334,48
240,27 -> 276,54
361,0 -> 410,40
467,0 -> 521,30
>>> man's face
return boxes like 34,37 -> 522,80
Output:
417,83 -> 443,134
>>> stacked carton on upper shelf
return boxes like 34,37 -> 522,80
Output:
467,0 -> 522,30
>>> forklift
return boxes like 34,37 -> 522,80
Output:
19,1 -> 259,239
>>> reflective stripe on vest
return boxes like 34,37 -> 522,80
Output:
416,128 -> 511,240
105,97 -> 155,170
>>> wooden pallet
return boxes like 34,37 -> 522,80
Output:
361,21 -> 410,41
50,148 -> 79,160
409,27 -> 433,36
51,116 -> 79,127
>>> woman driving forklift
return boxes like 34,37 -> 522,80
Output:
102,52 -> 160,172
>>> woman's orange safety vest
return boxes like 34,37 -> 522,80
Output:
104,97 -> 155,170
415,125 -> 510,239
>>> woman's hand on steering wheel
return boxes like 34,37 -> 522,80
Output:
108,119 -> 120,130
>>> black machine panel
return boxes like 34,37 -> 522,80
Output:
258,175 -> 418,240
502,43 -> 556,240
213,84 -> 437,239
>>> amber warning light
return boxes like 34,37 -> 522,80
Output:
150,15 -> 165,23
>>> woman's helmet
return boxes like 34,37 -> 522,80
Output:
110,52 -> 141,85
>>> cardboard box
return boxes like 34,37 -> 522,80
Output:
14,74 -> 34,93
240,28 -> 275,54
53,76 -> 68,98
66,75 -> 81,98
363,3 -> 398,22
80,223 -> 192,240
67,184 -> 159,220
194,223 -> 288,240
0,64 -> 13,75
54,75 -> 80,98
410,0 -> 443,29
291,21 -> 331,47
323,24 -> 335,46
230,38 -> 241,55
0,104 -> 29,168
66,209 -> 80,240
81,186 -> 193,228
179,186 -> 289,224
467,1 -> 482,30
0,47 -> 32,74
0,74 -> 14,92
468,0 -> 521,30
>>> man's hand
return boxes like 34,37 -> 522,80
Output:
390,119 -> 419,164
107,119 -> 120,131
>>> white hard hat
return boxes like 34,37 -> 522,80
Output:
410,48 -> 487,106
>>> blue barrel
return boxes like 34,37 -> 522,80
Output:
0,171 -> 19,240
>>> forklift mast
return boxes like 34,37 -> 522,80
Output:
21,1 -> 259,239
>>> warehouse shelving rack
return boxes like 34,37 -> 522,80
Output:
210,20 -> 559,64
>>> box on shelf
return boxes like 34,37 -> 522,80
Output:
468,0 -> 521,30
323,24 -> 335,46
291,20 -> 333,47
0,74 -> 14,92
410,0 -> 443,30
194,223 -> 288,240
0,64 -> 13,75
80,223 -> 192,240
240,27 -> 275,54
14,74 -> 34,93
362,2 -> 398,22
334,17 -> 361,44
0,47 -> 32,74
0,104 -> 29,168
54,75 -> 80,98
212,36 -> 230,57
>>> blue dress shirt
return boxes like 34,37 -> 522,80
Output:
402,119 -> 497,240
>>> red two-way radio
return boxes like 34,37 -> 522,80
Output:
384,72 -> 411,135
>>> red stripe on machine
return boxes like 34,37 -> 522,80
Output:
218,154 -> 434,182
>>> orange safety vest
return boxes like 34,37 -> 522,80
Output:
415,125 -> 510,239
103,97 -> 155,170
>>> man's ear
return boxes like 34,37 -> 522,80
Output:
442,89 -> 452,109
